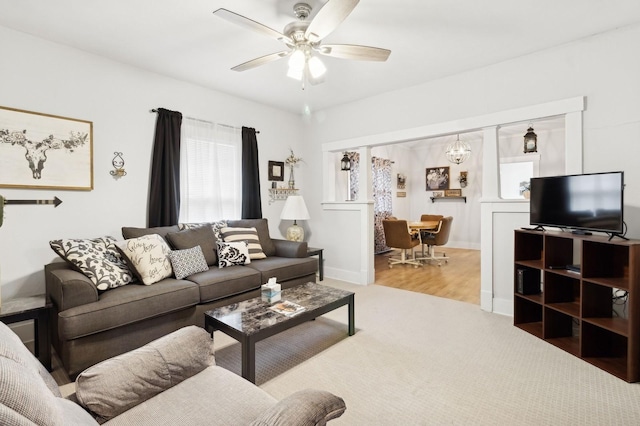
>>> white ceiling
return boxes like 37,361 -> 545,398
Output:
1,0 -> 639,116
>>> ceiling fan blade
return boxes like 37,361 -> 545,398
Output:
213,8 -> 292,45
319,44 -> 391,61
305,0 -> 360,43
231,51 -> 291,72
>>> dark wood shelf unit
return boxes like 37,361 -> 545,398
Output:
430,196 -> 466,203
514,229 -> 640,382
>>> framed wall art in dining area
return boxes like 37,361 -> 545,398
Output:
445,189 -> 462,197
426,166 -> 449,190
0,106 -> 93,190
268,160 -> 285,181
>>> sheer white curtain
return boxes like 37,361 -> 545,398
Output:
179,118 -> 242,222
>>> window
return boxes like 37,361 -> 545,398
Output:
179,118 -> 241,222
499,155 -> 540,199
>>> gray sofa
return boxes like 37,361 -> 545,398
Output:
0,322 -> 345,425
46,218 -> 318,378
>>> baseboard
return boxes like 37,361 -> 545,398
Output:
492,297 -> 513,317
323,266 -> 364,285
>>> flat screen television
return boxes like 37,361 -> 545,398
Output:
529,171 -> 624,234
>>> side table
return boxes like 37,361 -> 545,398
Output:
307,247 -> 324,281
0,295 -> 52,371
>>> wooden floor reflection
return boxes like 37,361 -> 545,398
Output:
374,247 -> 481,305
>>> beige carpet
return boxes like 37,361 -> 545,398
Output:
214,279 -> 640,425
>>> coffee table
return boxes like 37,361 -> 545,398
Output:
204,282 -> 355,383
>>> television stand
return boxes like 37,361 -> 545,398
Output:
514,229 -> 640,382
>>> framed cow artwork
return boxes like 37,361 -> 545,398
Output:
0,105 -> 93,190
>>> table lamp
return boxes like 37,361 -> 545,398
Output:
280,195 -> 310,241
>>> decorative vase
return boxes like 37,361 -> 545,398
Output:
288,165 -> 295,189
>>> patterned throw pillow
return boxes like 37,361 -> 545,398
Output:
168,246 -> 209,279
216,241 -> 251,268
49,237 -> 135,291
220,227 -> 266,260
179,220 -> 228,240
114,234 -> 173,285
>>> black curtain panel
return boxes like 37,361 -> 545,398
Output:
241,127 -> 262,219
148,108 -> 182,227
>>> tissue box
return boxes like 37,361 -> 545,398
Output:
262,292 -> 281,304
261,281 -> 281,303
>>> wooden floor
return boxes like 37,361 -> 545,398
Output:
374,247 -> 480,305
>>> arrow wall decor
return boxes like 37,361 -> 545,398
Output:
3,196 -> 62,207
0,195 -> 62,228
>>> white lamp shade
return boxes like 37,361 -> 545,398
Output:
280,195 -> 310,221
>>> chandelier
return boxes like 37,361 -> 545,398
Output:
445,135 -> 471,165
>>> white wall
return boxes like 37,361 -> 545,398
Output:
305,23 -> 640,286
0,26 -> 305,299
3,22 -> 640,305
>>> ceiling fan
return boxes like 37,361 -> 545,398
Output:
213,0 -> 391,85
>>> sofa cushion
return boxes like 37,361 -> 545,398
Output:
101,366 -> 277,426
0,322 -> 61,398
121,225 -> 180,241
168,246 -> 209,279
114,234 -> 173,285
166,225 -> 217,266
227,219 -> 276,257
179,220 -> 227,240
187,266 -> 262,303
220,227 -> 266,260
49,237 -> 135,291
57,279 -> 200,341
250,389 -> 346,426
244,257 -> 317,283
217,241 -> 251,268
76,326 -> 215,422
0,323 -> 95,425
0,356 -> 63,425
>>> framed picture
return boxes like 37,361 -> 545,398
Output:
268,160 -> 285,181
432,191 -> 444,197
0,106 -> 93,190
445,189 -> 462,197
397,191 -> 406,198
426,166 -> 450,190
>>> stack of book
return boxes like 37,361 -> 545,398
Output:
261,280 -> 281,304
269,300 -> 306,317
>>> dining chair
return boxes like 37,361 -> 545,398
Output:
382,219 -> 422,268
417,216 -> 453,266
419,214 -> 444,241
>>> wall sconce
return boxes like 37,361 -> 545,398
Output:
110,152 -> 127,179
524,125 -> 538,153
340,152 -> 351,171
397,173 -> 406,189
445,135 -> 471,164
340,152 -> 352,201
458,171 -> 468,188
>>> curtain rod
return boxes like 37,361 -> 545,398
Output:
150,109 -> 259,133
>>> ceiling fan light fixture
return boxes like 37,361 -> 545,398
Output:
308,56 -> 326,79
287,66 -> 303,80
288,49 -> 306,70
